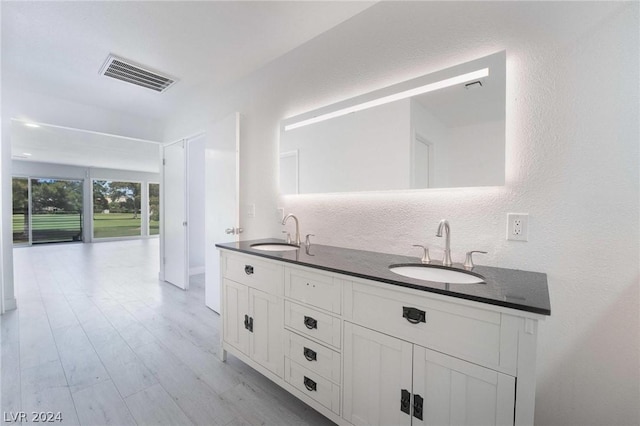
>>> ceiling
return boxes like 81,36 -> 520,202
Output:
2,1 -> 374,122
3,1 -> 374,171
12,121 -> 161,173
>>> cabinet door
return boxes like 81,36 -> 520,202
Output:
222,279 -> 249,355
343,322 -> 413,426
249,288 -> 283,377
412,346 -> 515,426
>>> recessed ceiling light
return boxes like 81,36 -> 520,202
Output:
25,123 -> 40,128
22,153 -> 32,157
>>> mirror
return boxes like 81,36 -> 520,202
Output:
279,51 -> 505,194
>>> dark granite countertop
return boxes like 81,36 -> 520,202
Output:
216,238 -> 551,316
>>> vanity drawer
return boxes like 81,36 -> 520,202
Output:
347,282 -> 513,372
285,267 -> 341,314
285,330 -> 341,384
285,301 -> 341,349
285,358 -> 340,415
223,252 -> 283,295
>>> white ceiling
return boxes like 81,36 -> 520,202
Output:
12,121 -> 161,173
4,1 -> 373,171
2,1 -> 374,122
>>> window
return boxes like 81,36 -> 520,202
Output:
92,180 -> 141,238
149,183 -> 159,236
12,177 -> 29,244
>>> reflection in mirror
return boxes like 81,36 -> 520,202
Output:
279,51 -> 505,194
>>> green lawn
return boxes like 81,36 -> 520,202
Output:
13,212 -> 158,241
92,213 -> 141,238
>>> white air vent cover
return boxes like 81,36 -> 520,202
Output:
100,55 -> 176,93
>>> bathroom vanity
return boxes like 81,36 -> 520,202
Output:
216,239 -> 550,426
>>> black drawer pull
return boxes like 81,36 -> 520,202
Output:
403,306 -> 426,324
304,316 -> 317,330
244,265 -> 254,275
303,376 -> 317,392
413,394 -> 423,420
303,347 -> 317,362
401,389 -> 411,415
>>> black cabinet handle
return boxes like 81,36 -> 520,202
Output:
403,306 -> 426,324
304,316 -> 318,330
244,314 -> 253,332
400,389 -> 411,415
303,376 -> 317,392
413,394 -> 423,420
244,265 -> 254,275
303,347 -> 317,362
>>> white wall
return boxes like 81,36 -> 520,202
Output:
164,2 -> 638,425
446,119 -> 505,187
188,136 -> 205,274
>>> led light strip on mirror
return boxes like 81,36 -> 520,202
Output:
284,68 -> 489,131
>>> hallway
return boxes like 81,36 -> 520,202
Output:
1,240 -> 332,425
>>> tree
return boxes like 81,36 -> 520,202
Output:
31,179 -> 82,213
12,178 -> 28,212
149,183 -> 159,222
93,180 -> 110,213
111,181 -> 140,218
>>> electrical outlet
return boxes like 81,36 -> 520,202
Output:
277,208 -> 284,221
507,213 -> 529,241
246,204 -> 255,218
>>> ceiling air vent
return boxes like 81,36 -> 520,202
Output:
100,55 -> 176,93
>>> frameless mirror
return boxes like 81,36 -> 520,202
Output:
279,51 -> 505,194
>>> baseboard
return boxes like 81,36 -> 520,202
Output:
189,266 -> 205,276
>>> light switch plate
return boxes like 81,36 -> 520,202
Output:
507,213 -> 529,241
247,204 -> 255,218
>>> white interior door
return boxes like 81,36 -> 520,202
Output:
162,140 -> 188,290
205,113 -> 240,312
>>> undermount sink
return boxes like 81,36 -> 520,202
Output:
250,243 -> 300,252
389,264 -> 485,284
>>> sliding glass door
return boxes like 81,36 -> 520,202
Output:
92,180 -> 141,238
31,178 -> 84,244
12,177 -> 30,244
13,177 -> 84,245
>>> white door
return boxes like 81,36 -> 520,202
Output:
222,279 -> 249,355
162,140 -> 188,290
249,288 -> 283,376
343,322 -> 413,426
205,113 -> 240,312
413,345 -> 516,426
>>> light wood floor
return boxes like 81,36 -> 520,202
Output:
1,239 -> 335,426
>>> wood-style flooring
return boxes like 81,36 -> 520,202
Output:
1,239 -> 335,425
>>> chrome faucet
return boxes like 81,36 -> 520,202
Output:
436,219 -> 452,266
282,214 -> 301,246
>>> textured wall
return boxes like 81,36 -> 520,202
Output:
164,2 -> 639,424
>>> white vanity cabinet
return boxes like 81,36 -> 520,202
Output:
343,322 -> 515,426
219,249 -> 543,426
221,253 -> 284,377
